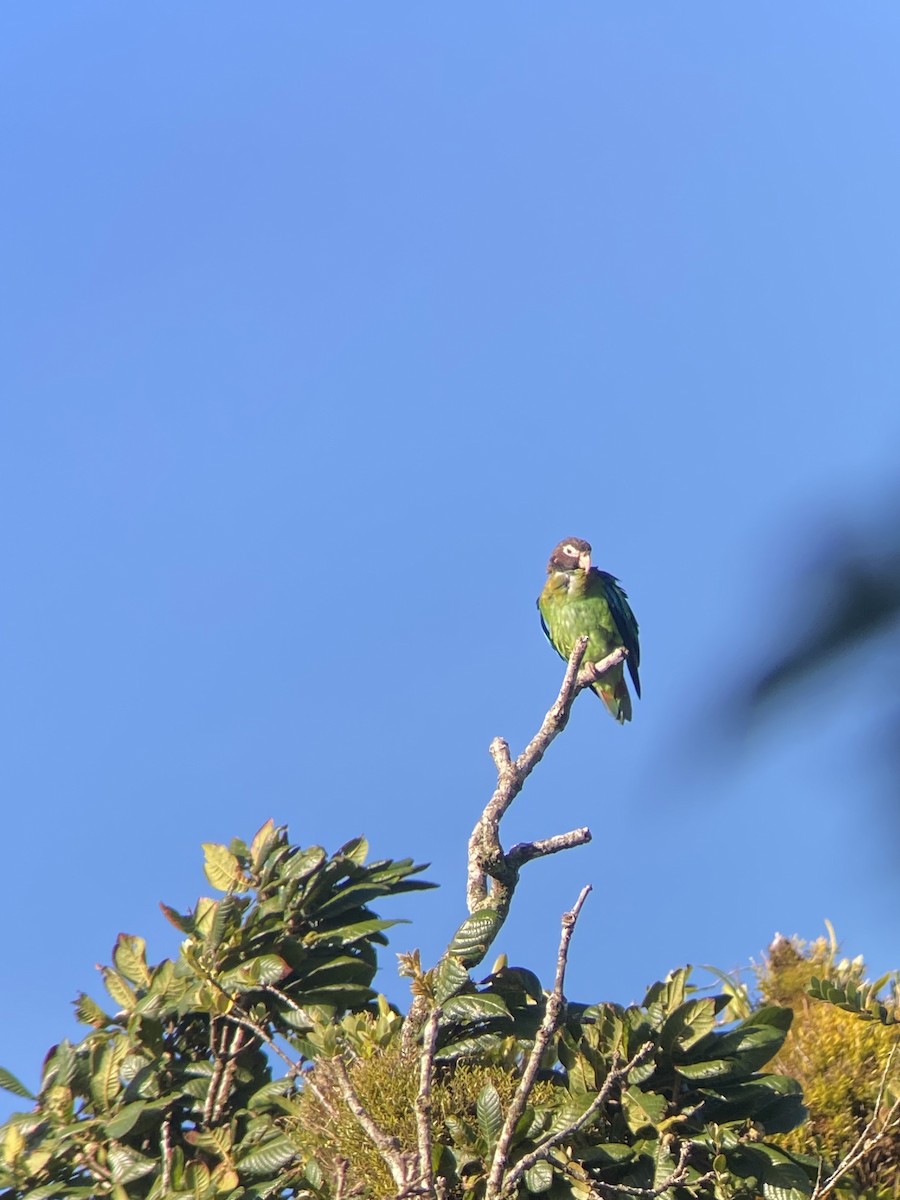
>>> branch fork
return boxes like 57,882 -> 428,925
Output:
467,638 -> 626,922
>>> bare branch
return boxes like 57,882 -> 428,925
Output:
467,637 -> 608,926
576,645 -> 628,692
211,1024 -> 245,1124
484,887 -> 592,1200
160,1113 -> 173,1195
415,1006 -> 443,1194
507,828 -> 592,869
202,1018 -> 225,1126
334,1157 -> 349,1200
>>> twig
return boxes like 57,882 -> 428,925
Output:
810,1040 -> 900,1199
211,1024 -> 245,1124
160,1113 -> 173,1195
507,830 -> 592,870
415,1006 -> 443,1193
484,886 -> 592,1200
330,1054 -> 411,1193
202,1018 -> 225,1126
575,646 -> 628,693
261,981 -> 318,1026
501,1042 -> 656,1196
220,1010 -> 301,1076
303,1071 -> 340,1120
591,1141 -> 715,1197
334,1157 -> 349,1200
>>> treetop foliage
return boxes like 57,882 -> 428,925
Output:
0,822 -> 825,1200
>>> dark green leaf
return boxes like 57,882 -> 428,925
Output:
73,992 -> 113,1029
0,1067 -> 35,1099
676,1058 -> 735,1081
108,1143 -> 156,1184
433,955 -> 471,1003
338,835 -> 369,864
442,992 -> 510,1022
159,902 -> 194,934
580,1143 -> 635,1165
282,845 -> 327,882
447,909 -> 501,967
113,934 -> 151,988
661,997 -> 719,1054
306,917 -> 400,945
525,1159 -> 554,1193
238,1134 -> 299,1177
622,1086 -> 667,1135
104,1100 -> 154,1139
477,1084 -> 503,1145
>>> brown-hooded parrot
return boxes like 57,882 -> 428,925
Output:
537,537 -> 641,723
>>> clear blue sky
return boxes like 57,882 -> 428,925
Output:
3,4 -> 900,1115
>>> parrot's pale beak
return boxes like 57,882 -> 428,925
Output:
578,551 -> 591,572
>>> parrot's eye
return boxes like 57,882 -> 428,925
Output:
562,544 -> 578,557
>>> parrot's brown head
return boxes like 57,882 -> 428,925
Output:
547,538 -> 592,574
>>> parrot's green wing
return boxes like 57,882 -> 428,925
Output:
593,570 -> 641,697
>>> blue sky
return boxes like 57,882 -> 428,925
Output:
3,4 -> 900,1114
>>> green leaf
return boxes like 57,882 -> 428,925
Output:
43,1039 -> 77,1088
525,1159 -> 554,1193
477,1084 -> 503,1145
113,933 -> 151,988
159,902 -> 194,934
442,992 -> 510,1022
186,1161 -> 211,1197
108,1143 -> 156,1184
219,954 -> 290,991
580,1143 -> 635,1165
202,843 -> 247,892
101,967 -> 138,1011
283,845 -> 327,882
437,1032 -> 505,1060
338,835 -> 369,865
208,893 -> 244,950
91,1039 -> 128,1111
676,1058 -> 736,1081
237,1134 -> 299,1177
314,882 -> 401,919
433,956 -> 471,1004
0,1067 -> 35,1099
307,917 -> 400,945
104,1100 -> 154,1139
447,909 -> 501,967
248,1076 -> 295,1110
661,997 -> 721,1053
250,818 -> 278,869
73,992 -> 113,1029
622,1086 -> 667,1135
742,1005 -> 794,1033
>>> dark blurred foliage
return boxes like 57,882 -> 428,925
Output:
750,548 -> 900,706
743,504 -> 900,780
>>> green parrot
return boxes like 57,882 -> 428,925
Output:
537,537 -> 641,723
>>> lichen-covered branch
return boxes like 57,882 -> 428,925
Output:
415,1006 -> 442,1194
466,637 -> 628,926
484,886 -> 592,1200
329,1054 -> 412,1193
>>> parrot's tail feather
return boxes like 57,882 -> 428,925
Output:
592,679 -> 632,724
